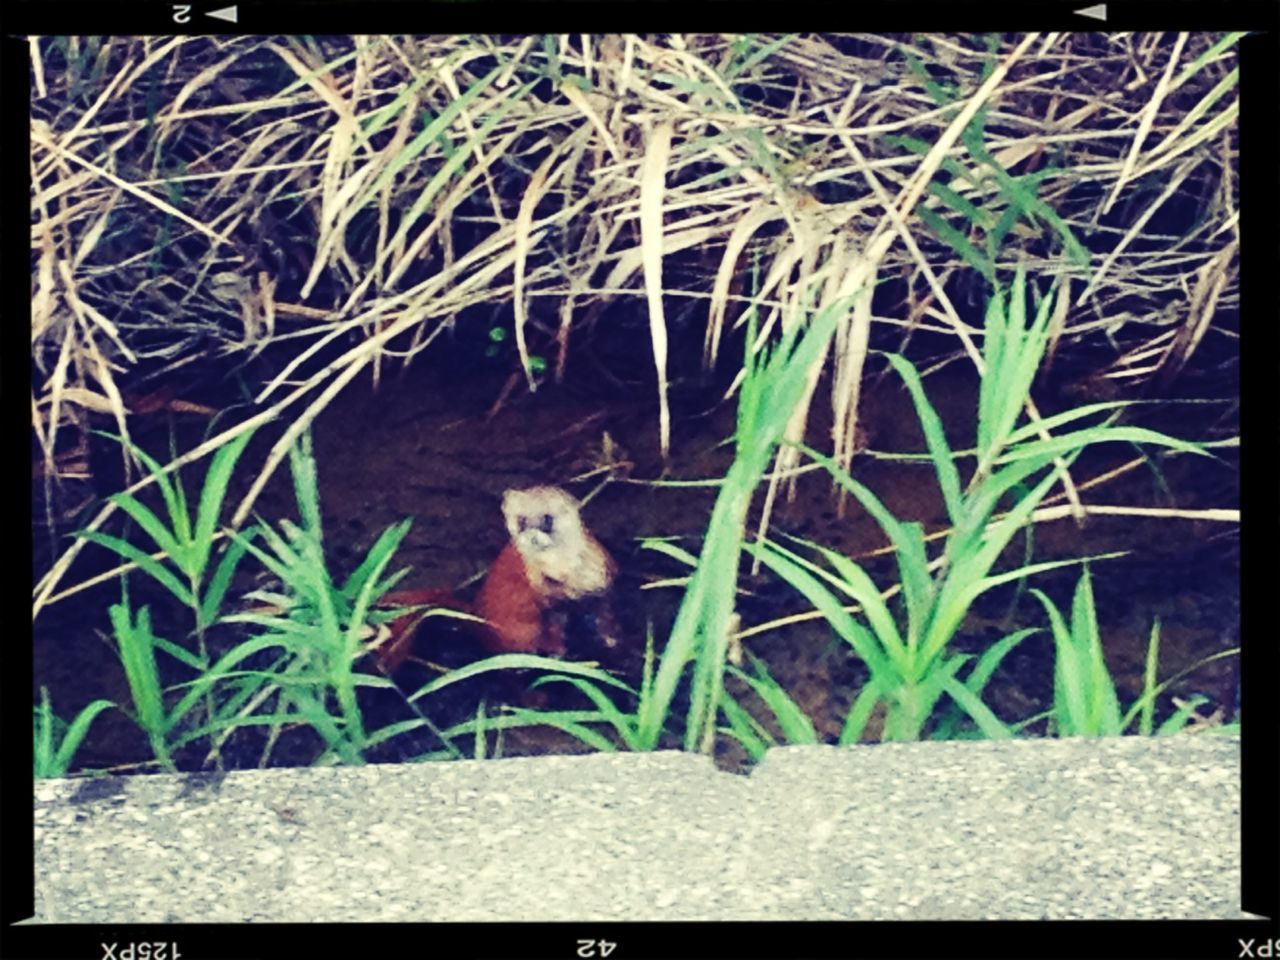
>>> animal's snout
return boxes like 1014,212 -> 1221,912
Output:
519,528 -> 556,551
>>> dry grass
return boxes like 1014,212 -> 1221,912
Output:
31,33 -> 1240,613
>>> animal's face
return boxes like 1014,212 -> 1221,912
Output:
502,486 -> 585,553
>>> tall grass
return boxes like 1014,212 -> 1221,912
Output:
33,687 -> 113,778
74,429 -> 258,759
214,429 -> 440,765
33,34 -> 1240,619
634,291 -> 861,753
1032,567 -> 1239,737
76,430 -> 256,633
70,426 -> 467,769
744,268 -> 1210,742
406,649 -> 645,757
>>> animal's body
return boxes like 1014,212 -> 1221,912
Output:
375,486 -> 619,671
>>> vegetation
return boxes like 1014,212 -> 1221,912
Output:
30,34 -> 1240,774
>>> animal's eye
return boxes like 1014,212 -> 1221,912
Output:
539,513 -> 555,534
517,516 -> 530,532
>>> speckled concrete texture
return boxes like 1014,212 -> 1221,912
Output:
31,736 -> 1245,921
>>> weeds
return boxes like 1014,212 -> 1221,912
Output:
212,430 -> 437,766
636,291 -> 860,754
744,268 -> 1209,742
33,687 -> 113,778
1032,567 -> 1239,737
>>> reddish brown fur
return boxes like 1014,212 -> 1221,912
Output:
374,486 -> 618,672
474,541 -> 565,656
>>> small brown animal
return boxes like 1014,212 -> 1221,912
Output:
375,485 -> 620,671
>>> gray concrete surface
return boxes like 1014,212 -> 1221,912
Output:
30,735 -> 1248,921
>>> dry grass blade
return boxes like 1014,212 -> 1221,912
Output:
705,202 -> 784,369
30,34 -> 1239,621
639,120 -> 674,459
514,150 -> 565,392
1156,238 -> 1238,386
1076,158 -> 1198,306
32,125 -> 231,248
1103,33 -> 1189,215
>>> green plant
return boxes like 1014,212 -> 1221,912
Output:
68,428 -> 261,768
513,626 -> 664,752
218,429 -> 436,765
719,654 -> 821,762
76,429 -> 256,633
76,425 -> 458,769
748,267 -> 1209,742
635,291 -> 859,754
893,37 -> 1091,282
1031,567 -> 1239,736
105,590 -> 289,772
401,639 -> 646,756
108,599 -> 180,770
33,687 -> 113,778
75,428 -> 258,749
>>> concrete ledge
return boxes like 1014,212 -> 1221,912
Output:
31,735 -> 1245,921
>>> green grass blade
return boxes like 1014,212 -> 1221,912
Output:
795,443 -> 934,572
927,178 -> 995,230
774,536 -> 906,663
940,671 -> 1014,739
354,62 -> 507,212
51,699 -> 116,776
530,675 -> 642,750
1031,588 -> 1089,735
884,353 -> 964,525
1072,568 -> 1122,734
995,425 -> 1209,464
976,286 -> 1009,459
289,431 -> 323,541
640,538 -> 701,568
190,429 -> 255,584
720,693 -> 774,762
962,133 -> 1091,275
98,431 -> 189,546
164,634 -> 293,730
200,527 -> 257,628
151,635 -> 207,671
340,517 -> 413,602
1001,400 -> 1135,448
963,627 -> 1040,700
33,689 -> 56,775
78,530 -> 193,605
407,654 -> 630,704
1172,33 -> 1246,89
890,521 -> 935,651
1138,618 -> 1161,736
108,603 -> 172,766
104,493 -> 183,566
838,678 -> 886,745
747,541 -> 895,681
730,657 -> 820,745
917,206 -> 994,282
1155,696 -> 1211,736
508,709 -> 621,752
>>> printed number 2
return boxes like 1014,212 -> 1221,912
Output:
172,5 -> 191,23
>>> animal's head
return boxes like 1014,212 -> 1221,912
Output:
501,486 -> 585,553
